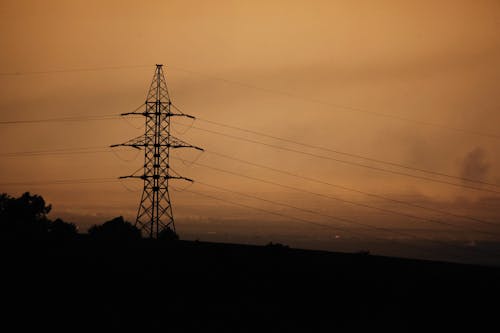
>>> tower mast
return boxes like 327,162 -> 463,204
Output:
112,64 -> 203,238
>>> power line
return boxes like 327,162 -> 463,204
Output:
203,149 -> 498,227
1,162 -> 496,259
1,151 -> 109,158
0,65 -> 151,76
175,185 -> 498,261
0,115 -> 119,125
191,114 -> 500,188
174,184 -> 455,258
2,105 -> 498,191
2,173 -> 493,260
174,157 -> 500,236
1,62 -> 498,140
0,147 -> 108,157
167,66 -> 500,140
4,107 -> 499,194
2,144 -> 495,229
1,116 -> 498,221
0,108 -> 497,225
175,185 -> 349,233
0,105 -> 143,125
174,122 -> 500,195
0,177 -> 119,186
195,180 -> 498,237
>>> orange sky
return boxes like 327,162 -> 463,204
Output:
1,1 -> 500,255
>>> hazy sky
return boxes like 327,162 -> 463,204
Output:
1,1 -> 500,257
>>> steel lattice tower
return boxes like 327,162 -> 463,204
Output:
111,64 -> 203,238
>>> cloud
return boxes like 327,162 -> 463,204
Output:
461,147 -> 490,182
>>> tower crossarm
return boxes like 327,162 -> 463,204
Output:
120,111 -> 195,119
110,142 -> 203,151
119,175 -> 194,182
111,134 -> 203,151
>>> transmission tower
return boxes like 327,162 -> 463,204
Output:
111,64 -> 203,238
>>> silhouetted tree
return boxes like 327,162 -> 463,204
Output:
158,227 -> 179,241
49,218 -> 78,240
88,216 -> 141,241
266,242 -> 289,249
0,192 -> 52,238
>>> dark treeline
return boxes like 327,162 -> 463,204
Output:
2,192 -> 500,331
0,192 -> 178,241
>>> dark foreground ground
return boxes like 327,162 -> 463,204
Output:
2,238 -> 499,332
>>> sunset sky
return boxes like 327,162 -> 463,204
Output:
1,1 -> 499,262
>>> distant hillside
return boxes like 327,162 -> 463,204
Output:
2,238 -> 499,331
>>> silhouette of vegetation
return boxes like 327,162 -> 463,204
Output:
266,241 -> 289,249
0,192 -> 173,242
0,192 -> 52,239
49,218 -> 78,239
158,227 -> 179,241
88,216 -> 141,241
2,193 -> 500,331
